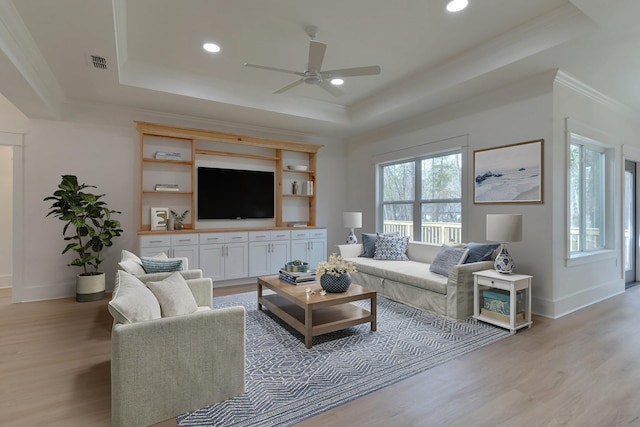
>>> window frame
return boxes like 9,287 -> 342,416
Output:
566,131 -> 615,265
378,150 -> 462,243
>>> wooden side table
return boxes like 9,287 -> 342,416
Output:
472,269 -> 532,333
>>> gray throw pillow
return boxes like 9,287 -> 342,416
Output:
360,232 -> 399,258
141,257 -> 184,273
464,242 -> 500,263
429,245 -> 469,276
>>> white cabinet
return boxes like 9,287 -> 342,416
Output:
290,229 -> 327,268
199,232 -> 248,281
249,230 -> 291,277
139,234 -> 199,269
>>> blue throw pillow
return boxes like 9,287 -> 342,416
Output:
140,257 -> 184,273
373,235 -> 409,260
429,245 -> 469,276
464,242 -> 500,263
360,232 -> 399,258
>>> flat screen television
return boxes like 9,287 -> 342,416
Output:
197,167 -> 275,220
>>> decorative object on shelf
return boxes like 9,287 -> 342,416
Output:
287,165 -> 308,171
150,207 -> 170,231
292,181 -> 299,195
316,253 -> 357,293
343,212 -> 362,244
474,139 -> 543,204
300,180 -> 313,195
170,209 -> 189,230
486,214 -> 523,274
154,184 -> 179,192
154,151 -> 182,160
44,175 -> 122,302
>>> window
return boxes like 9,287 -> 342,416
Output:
380,151 -> 462,244
568,133 -> 611,255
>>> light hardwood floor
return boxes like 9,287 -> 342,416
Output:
1,285 -> 639,427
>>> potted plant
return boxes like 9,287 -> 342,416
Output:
44,175 -> 123,302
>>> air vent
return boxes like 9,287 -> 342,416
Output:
90,55 -> 107,70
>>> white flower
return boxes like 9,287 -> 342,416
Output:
316,253 -> 357,277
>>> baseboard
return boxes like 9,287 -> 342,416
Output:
532,278 -> 624,319
19,280 -> 76,302
0,274 -> 12,288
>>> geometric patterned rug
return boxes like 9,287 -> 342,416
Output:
177,291 -> 510,426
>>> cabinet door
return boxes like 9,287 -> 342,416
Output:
225,243 -> 248,280
290,239 -> 309,263
249,241 -> 271,277
172,245 -> 199,269
199,244 -> 225,282
270,240 -> 290,274
308,238 -> 327,268
139,246 -> 170,258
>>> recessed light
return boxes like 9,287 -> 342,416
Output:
203,43 -> 221,53
446,0 -> 468,12
330,78 -> 344,86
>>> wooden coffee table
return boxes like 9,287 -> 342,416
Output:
257,275 -> 377,348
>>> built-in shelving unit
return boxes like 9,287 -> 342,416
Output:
136,121 -> 323,232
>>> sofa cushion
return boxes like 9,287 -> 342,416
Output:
360,232 -> 399,258
108,270 -> 161,324
464,242 -> 500,263
141,257 -> 184,273
146,271 -> 198,317
374,235 -> 410,260
118,250 -> 147,275
429,245 -> 469,276
349,257 -> 448,294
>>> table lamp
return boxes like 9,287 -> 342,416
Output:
486,214 -> 523,274
343,212 -> 362,244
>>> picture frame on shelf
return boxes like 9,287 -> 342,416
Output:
150,207 -> 170,231
473,139 -> 544,204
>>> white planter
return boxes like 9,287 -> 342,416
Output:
76,272 -> 105,302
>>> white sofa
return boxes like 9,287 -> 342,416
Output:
337,241 -> 495,320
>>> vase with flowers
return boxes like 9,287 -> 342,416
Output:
316,253 -> 357,293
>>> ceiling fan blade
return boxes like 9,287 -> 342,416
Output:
321,65 -> 381,78
273,79 -> 304,94
318,80 -> 343,97
244,63 -> 304,77
307,40 -> 326,72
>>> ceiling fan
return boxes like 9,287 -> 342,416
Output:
244,26 -> 381,97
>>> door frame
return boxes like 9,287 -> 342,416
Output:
623,145 -> 640,285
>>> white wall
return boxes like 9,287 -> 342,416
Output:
546,72 -> 640,317
15,106 -> 345,301
345,73 -> 555,315
0,145 -> 12,288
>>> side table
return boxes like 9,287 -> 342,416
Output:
472,269 -> 532,333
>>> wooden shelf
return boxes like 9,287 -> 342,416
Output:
142,190 -> 193,195
137,121 -> 322,231
143,158 -> 193,165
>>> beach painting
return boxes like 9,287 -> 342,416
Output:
474,139 -> 543,204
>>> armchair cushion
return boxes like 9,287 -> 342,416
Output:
146,271 -> 198,317
108,271 -> 161,324
118,250 -> 147,275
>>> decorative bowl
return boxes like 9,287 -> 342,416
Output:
285,261 -> 310,272
287,165 -> 308,171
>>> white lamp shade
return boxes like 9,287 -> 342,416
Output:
343,212 -> 362,229
486,214 -> 523,243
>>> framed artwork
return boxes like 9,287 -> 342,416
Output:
150,207 -> 170,230
474,139 -> 543,204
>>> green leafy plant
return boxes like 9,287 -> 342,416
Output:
44,175 -> 123,275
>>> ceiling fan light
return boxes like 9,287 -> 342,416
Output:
203,43 -> 221,53
331,78 -> 344,86
446,0 -> 468,12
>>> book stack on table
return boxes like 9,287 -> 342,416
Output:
279,269 -> 316,285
